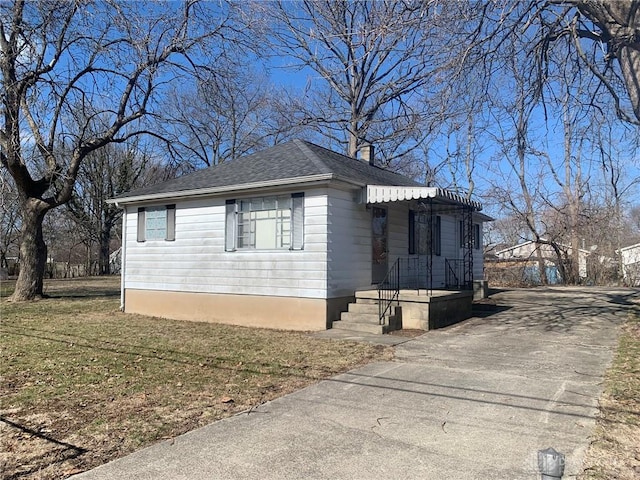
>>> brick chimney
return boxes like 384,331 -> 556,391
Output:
360,142 -> 374,166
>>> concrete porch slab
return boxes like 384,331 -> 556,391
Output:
356,289 -> 474,330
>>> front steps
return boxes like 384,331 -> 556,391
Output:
332,289 -> 474,332
332,294 -> 400,334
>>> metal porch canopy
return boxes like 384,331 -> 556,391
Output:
365,185 -> 483,210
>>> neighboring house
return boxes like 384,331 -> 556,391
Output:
110,140 -> 490,332
495,240 -> 590,284
109,247 -> 122,275
620,243 -> 640,287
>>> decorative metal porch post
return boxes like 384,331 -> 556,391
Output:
462,205 -> 474,289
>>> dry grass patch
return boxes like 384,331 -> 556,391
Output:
0,277 -> 392,479
579,299 -> 640,480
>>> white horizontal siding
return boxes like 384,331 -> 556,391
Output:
387,202 -> 409,263
123,189 -> 329,299
474,222 -> 485,279
326,188 -> 371,296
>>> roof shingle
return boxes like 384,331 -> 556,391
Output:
114,139 -> 420,200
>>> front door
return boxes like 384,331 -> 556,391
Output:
371,206 -> 388,284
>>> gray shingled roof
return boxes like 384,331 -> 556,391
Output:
114,139 -> 421,200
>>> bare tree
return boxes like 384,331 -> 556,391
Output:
592,114 -> 640,276
0,168 -> 20,274
66,140 -> 156,275
508,0 -> 640,124
1,0 -> 235,300
483,28 -> 567,284
159,61 -> 301,171
568,1 -> 640,123
474,1 -> 640,284
244,0 -> 485,161
628,205 -> 640,239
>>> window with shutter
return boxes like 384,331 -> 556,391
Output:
137,208 -> 146,242
166,205 -> 176,241
291,193 -> 304,250
136,205 -> 175,242
225,200 -> 236,251
226,193 -> 304,250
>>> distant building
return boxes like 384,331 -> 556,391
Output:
494,240 -> 590,284
620,243 -> 640,287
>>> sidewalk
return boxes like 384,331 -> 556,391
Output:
72,287 -> 635,479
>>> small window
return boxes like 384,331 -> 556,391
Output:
137,205 -> 176,242
146,207 -> 167,240
473,223 -> 481,250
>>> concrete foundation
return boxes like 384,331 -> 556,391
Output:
124,289 -> 352,331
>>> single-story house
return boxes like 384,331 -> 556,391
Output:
620,242 -> 640,286
110,140 -> 490,332
495,239 -> 590,284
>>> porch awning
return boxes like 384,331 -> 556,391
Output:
366,185 -> 483,210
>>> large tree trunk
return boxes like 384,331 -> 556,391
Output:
619,45 -> 640,123
348,120 -> 358,158
535,246 -> 549,285
11,200 -> 50,301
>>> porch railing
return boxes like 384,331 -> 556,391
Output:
378,258 -> 400,324
445,258 -> 460,289
445,258 -> 472,290
378,256 -> 431,324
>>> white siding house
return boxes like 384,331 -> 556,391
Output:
620,243 -> 640,286
112,140 -> 490,331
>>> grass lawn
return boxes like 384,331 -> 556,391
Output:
0,277 -> 392,479
579,297 -> 640,479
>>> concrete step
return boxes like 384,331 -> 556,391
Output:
340,311 -> 381,324
331,320 -> 388,334
347,303 -> 380,314
354,295 -> 379,305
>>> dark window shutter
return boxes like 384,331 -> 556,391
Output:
291,193 -> 304,250
166,205 -> 176,241
408,210 -> 415,255
434,216 -> 441,256
137,207 -> 146,242
225,200 -> 236,251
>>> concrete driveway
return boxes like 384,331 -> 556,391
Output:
72,287 -> 637,480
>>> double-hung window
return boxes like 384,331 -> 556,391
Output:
226,193 -> 304,251
137,205 -> 176,242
